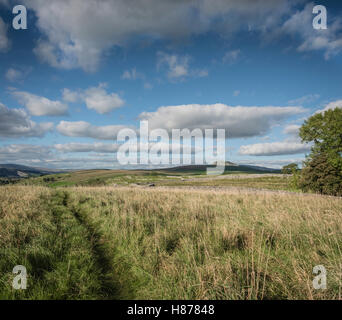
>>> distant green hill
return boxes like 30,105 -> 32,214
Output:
0,164 -> 65,178
158,162 -> 281,174
0,162 -> 280,179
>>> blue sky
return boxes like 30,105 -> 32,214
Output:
0,0 -> 342,169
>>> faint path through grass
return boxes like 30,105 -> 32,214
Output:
68,193 -> 134,299
0,188 -> 134,299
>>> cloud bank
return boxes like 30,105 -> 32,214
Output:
239,141 -> 311,156
139,104 -> 305,138
0,103 -> 53,138
23,0 -> 315,71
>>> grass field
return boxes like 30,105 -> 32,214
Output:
1,183 -> 341,300
18,169 -> 293,192
160,175 -> 292,191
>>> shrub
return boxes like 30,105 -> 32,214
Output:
299,153 -> 342,196
299,107 -> 342,196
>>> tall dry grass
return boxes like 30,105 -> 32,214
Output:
1,185 -> 342,299
0,186 -> 124,299
68,186 -> 342,300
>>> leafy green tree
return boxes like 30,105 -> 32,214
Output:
299,153 -> 342,196
299,107 -> 342,195
281,163 -> 301,190
281,163 -> 299,175
300,107 -> 342,172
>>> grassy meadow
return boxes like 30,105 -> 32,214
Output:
1,179 -> 342,300
18,169 -> 292,191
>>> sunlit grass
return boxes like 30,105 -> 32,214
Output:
1,185 -> 341,299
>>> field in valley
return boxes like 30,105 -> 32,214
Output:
1,175 -> 342,300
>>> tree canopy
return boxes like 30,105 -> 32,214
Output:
300,107 -> 342,172
298,107 -> 342,196
281,163 -> 299,175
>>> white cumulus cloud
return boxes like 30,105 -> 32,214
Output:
12,91 -> 68,116
21,0 -> 333,71
57,121 -> 132,140
283,124 -> 301,136
139,104 -> 305,138
5,67 -> 32,82
5,68 -> 23,82
315,100 -> 342,114
281,3 -> 342,60
0,144 -> 52,162
83,85 -> 124,114
61,84 -> 124,114
62,88 -> 81,103
121,68 -> 144,80
54,142 -> 119,153
0,102 -> 53,138
157,52 -> 208,80
239,141 -> 311,156
223,49 -> 241,63
157,52 -> 190,79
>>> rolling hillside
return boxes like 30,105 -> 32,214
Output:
158,162 -> 281,174
0,164 -> 65,178
0,162 -> 281,179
